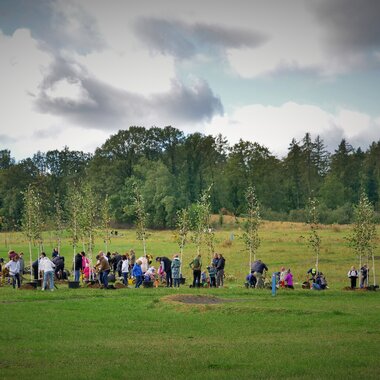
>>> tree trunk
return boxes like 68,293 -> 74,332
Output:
29,240 -> 33,281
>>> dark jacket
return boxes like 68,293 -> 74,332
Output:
74,254 -> 83,270
216,257 -> 225,271
161,257 -> 172,273
251,260 -> 268,274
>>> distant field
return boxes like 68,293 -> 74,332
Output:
1,221 -> 379,288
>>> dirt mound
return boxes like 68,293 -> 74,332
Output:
164,294 -> 233,304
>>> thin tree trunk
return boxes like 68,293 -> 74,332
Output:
29,240 -> 33,281
372,254 -> 376,286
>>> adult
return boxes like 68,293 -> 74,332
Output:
112,252 -> 122,276
53,254 -> 65,280
39,252 -> 56,291
129,249 -> 136,272
212,253 -> 219,267
74,252 -> 83,282
189,254 -> 202,288
171,254 -> 181,288
307,268 -> 317,282
360,264 -> 368,288
5,254 -> 21,289
95,252 -> 111,288
251,259 -> 268,288
216,253 -> 225,288
157,256 -> 173,287
348,266 -> 358,289
32,258 -> 39,280
51,248 -> 59,258
138,256 -> 148,273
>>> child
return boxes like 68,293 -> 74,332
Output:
171,254 -> 181,288
132,260 -> 143,288
121,255 -> 130,285
201,270 -> 208,287
82,252 -> 90,282
284,269 -> 294,289
279,266 -> 286,288
207,263 -> 217,288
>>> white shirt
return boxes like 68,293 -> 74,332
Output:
121,259 -> 129,273
39,257 -> 56,272
5,260 -> 20,275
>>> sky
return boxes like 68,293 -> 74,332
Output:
1,0 -> 380,160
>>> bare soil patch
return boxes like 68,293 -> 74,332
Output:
163,294 -> 238,305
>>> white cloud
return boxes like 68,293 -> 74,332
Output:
204,102 -> 379,156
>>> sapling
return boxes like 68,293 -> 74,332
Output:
348,191 -> 377,287
242,186 -> 261,269
176,208 -> 190,275
22,185 -> 43,280
307,197 -> 321,273
133,182 -> 149,255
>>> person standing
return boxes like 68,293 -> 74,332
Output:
189,254 -> 202,288
284,269 -> 294,289
171,254 -> 181,288
5,254 -> 21,289
158,256 -> 173,287
121,255 -> 130,286
74,252 -> 83,282
132,260 -> 143,288
348,266 -> 359,289
96,252 -> 111,289
360,264 -> 368,288
39,252 -> 56,291
216,253 -> 225,288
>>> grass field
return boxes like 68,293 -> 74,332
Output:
1,222 -> 379,379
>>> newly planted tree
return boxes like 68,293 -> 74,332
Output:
22,185 -> 44,280
53,196 -> 65,254
192,185 -> 214,262
176,208 -> 190,274
101,194 -> 111,253
242,186 -> 261,269
133,182 -> 149,255
307,197 -> 321,272
348,191 -> 377,286
67,184 -> 82,277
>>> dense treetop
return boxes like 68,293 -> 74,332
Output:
0,126 -> 379,230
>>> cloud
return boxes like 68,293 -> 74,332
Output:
0,0 -> 105,54
34,57 -> 223,129
204,102 -> 380,156
133,17 -> 268,59
0,134 -> 17,144
310,0 -> 380,52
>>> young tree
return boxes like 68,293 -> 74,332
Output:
242,186 -> 261,269
307,197 -> 321,272
22,185 -> 44,280
67,184 -> 82,277
101,194 -> 111,253
133,182 -> 149,255
176,208 -> 190,275
348,191 -> 377,286
192,185 -> 214,262
54,196 -> 65,254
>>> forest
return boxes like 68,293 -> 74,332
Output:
0,125 -> 379,231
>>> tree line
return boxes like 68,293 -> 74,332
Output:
0,126 -> 379,231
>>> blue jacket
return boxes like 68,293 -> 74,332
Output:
132,264 -> 142,277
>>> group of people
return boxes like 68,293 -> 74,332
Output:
0,248 -> 373,292
347,264 -> 369,289
188,252 -> 226,288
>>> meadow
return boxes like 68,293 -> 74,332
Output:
1,221 -> 379,379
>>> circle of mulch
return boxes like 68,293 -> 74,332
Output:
162,294 -> 237,305
19,283 -> 37,290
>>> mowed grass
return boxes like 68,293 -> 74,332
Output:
0,287 -> 379,379
1,221 -> 380,379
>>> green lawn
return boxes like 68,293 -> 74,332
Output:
0,287 -> 379,379
1,222 -> 379,379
